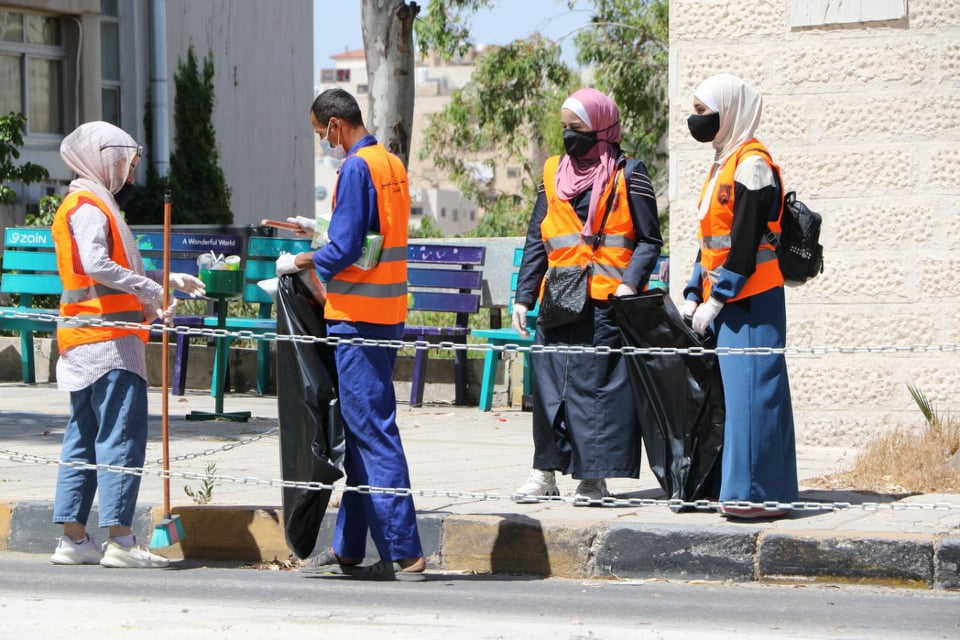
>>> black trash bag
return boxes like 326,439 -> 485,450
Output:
609,290 -> 724,504
275,271 -> 345,559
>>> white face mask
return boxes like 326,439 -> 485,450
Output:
321,119 -> 346,160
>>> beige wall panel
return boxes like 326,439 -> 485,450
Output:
669,0 -> 784,40
669,0 -> 960,445
909,0 -> 960,28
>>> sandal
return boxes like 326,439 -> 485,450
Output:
299,548 -> 356,575
348,559 -> 426,582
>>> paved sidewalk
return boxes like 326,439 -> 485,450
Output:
1,382 -> 958,589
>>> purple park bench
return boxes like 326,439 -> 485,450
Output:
404,242 -> 486,407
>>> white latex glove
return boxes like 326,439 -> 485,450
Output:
614,283 -> 638,297
681,299 -> 699,319
286,215 -> 316,236
275,251 -> 302,276
511,302 -> 530,338
156,298 -> 178,323
169,273 -> 206,298
692,297 -> 724,336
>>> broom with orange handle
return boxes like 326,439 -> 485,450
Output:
150,190 -> 185,548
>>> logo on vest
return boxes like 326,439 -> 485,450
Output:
717,184 -> 732,205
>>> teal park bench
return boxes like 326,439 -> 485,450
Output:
472,247 -> 538,412
472,249 -> 670,412
0,227 -> 61,383
0,226 -> 242,391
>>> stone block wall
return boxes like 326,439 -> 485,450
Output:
669,0 -> 960,445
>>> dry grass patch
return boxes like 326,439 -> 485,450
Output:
812,385 -> 960,494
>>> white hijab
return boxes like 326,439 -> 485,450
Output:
59,121 -> 139,219
693,73 -> 763,165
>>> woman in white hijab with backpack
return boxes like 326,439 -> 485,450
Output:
682,74 -> 798,519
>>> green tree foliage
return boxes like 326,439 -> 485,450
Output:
417,0 -> 669,240
576,0 -> 670,247
123,162 -> 169,225
416,0 -> 495,58
409,214 -> 444,238
417,37 -> 575,237
167,46 -> 232,225
25,193 -> 61,226
0,112 -> 49,205
575,0 -> 669,184
123,88 -> 170,225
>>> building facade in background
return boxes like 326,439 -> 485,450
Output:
316,46 -> 527,235
0,0 -> 312,229
669,0 -> 960,445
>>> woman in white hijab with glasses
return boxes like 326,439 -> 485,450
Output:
682,74 -> 798,519
49,121 -> 204,567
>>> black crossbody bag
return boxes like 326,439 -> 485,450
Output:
538,167 -> 622,329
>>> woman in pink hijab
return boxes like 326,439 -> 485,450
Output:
510,88 -> 663,503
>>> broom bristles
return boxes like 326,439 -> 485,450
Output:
149,515 -> 184,549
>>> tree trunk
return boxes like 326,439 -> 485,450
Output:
361,0 -> 419,167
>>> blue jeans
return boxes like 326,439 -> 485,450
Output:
53,369 -> 149,529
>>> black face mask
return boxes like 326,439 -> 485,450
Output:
563,128 -> 598,157
113,183 -> 135,208
687,112 -> 720,143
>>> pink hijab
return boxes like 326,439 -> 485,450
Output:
554,88 -> 622,235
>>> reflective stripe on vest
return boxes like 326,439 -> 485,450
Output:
59,309 -> 152,326
324,144 -> 410,325
540,155 -> 636,301
61,282 -> 127,304
51,191 -> 149,352
324,280 -> 408,298
544,232 -> 636,254
697,139 -> 784,302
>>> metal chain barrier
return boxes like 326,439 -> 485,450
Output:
0,448 -> 957,512
3,309 -> 958,513
144,428 -> 279,466
3,308 -> 960,357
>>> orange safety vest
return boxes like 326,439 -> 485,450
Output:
324,144 -> 409,325
51,191 -> 150,353
697,139 -> 784,302
540,155 -> 636,301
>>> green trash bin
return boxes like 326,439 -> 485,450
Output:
199,268 -> 244,299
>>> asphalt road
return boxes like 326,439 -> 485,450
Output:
1,553 -> 958,639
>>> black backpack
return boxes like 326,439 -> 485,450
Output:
744,145 -> 824,285
768,191 -> 824,285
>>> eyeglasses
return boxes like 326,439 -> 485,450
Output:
100,144 -> 143,157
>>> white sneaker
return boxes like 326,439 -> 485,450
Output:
100,539 -> 170,568
574,479 -> 610,506
50,534 -> 104,565
513,469 -> 559,501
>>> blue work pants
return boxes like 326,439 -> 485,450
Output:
331,340 -> 423,562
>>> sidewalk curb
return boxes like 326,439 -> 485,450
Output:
2,500 -> 957,589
